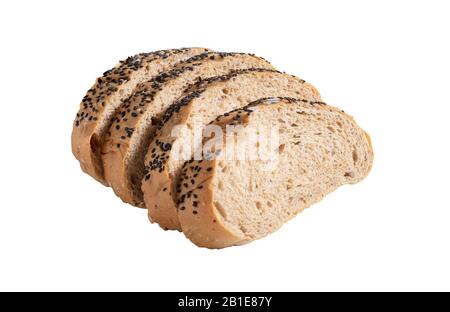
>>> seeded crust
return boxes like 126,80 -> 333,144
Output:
71,48 -> 209,184
141,71 -> 321,230
176,97 -> 373,248
102,53 -> 275,207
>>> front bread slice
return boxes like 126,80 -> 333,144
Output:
101,53 -> 275,207
71,48 -> 209,184
142,70 -> 321,230
177,97 -> 373,248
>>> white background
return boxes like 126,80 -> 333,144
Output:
0,0 -> 449,292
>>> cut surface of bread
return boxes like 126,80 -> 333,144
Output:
176,97 -> 373,248
142,70 -> 321,230
102,53 -> 275,206
71,48 -> 209,184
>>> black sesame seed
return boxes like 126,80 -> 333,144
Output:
160,142 -> 171,151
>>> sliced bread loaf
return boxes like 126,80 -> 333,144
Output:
101,53 -> 275,206
142,70 -> 321,230
71,48 -> 209,184
176,97 -> 373,248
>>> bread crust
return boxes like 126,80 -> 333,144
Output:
177,110 -> 253,247
71,48 -> 209,184
177,173 -> 246,248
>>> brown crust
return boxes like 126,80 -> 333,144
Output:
177,107 -> 254,248
143,106 -> 193,229
177,111 -> 252,247
178,174 -> 246,248
71,48 -> 209,184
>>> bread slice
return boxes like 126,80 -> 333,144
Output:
142,70 -> 321,230
176,97 -> 373,248
71,48 -> 209,184
101,53 -> 275,207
